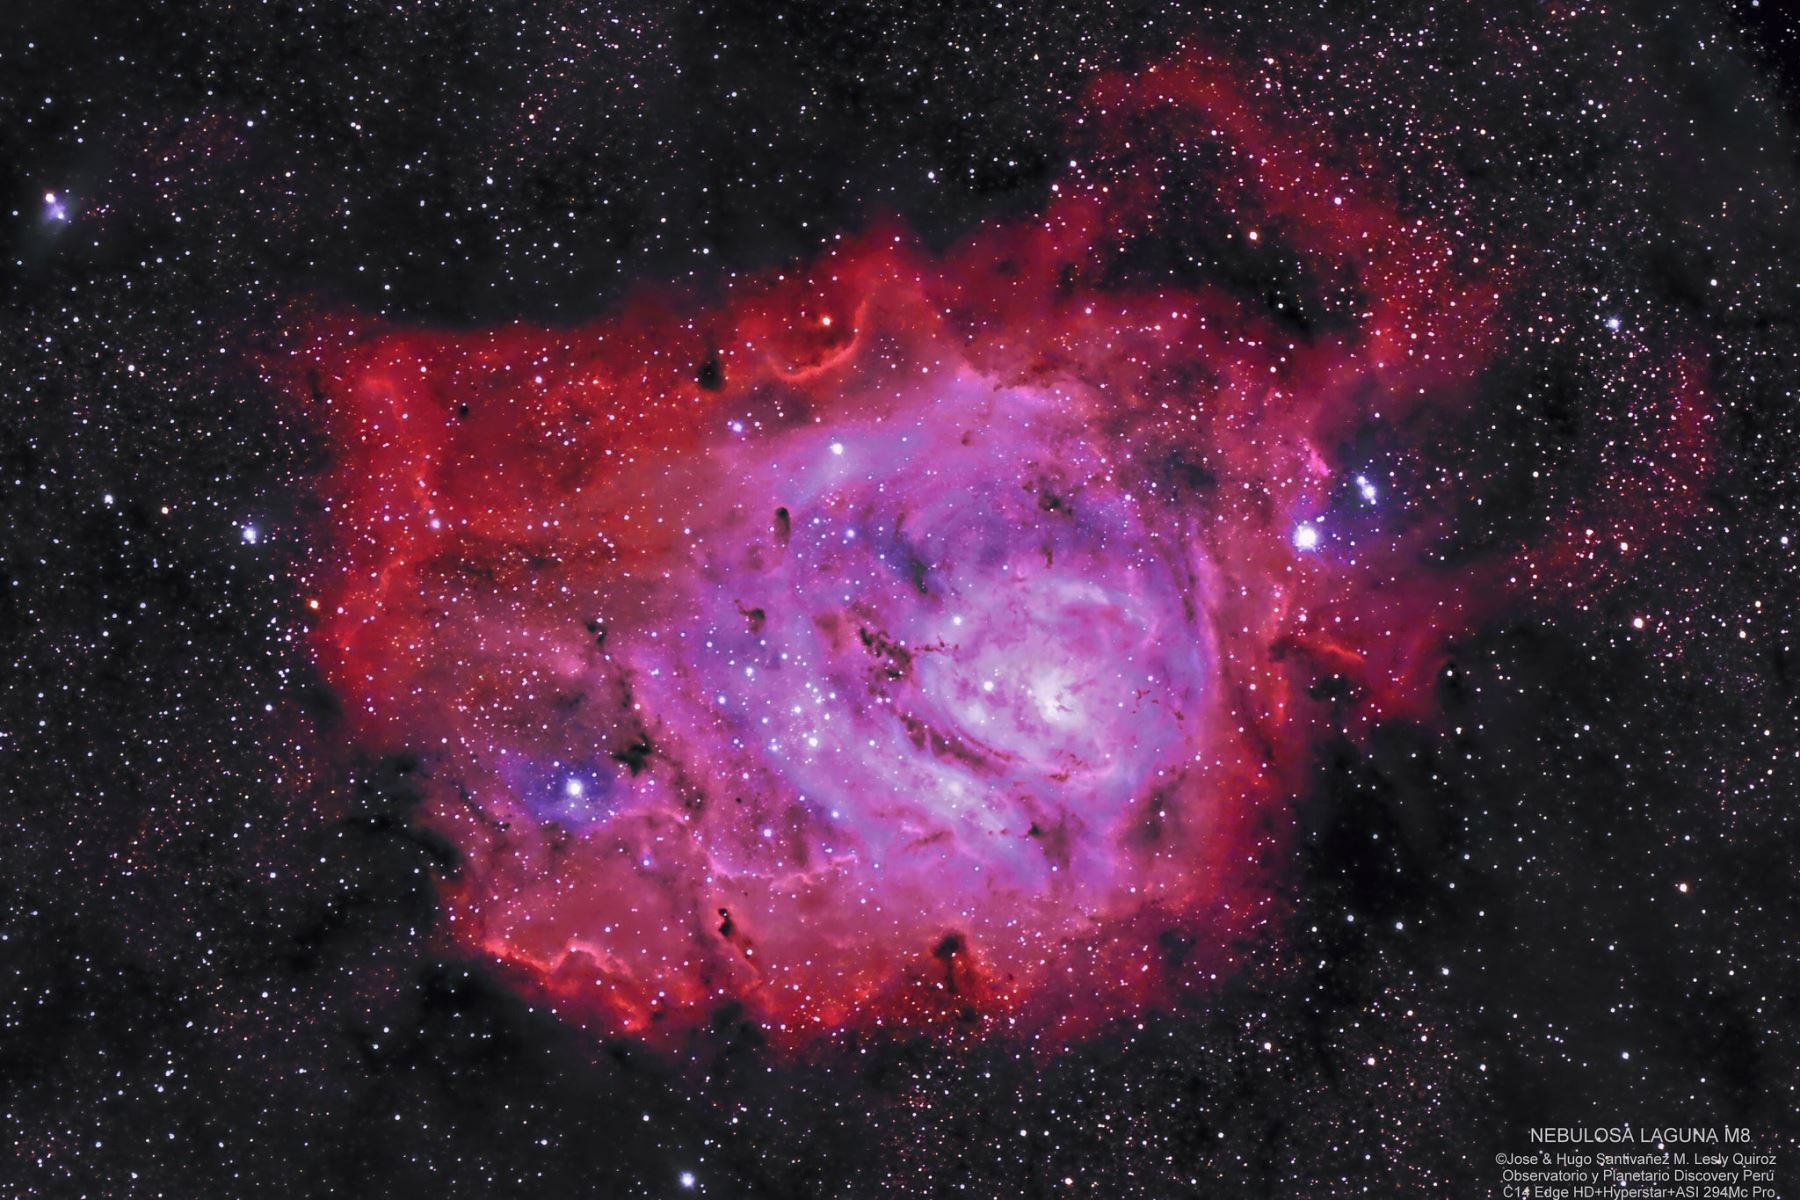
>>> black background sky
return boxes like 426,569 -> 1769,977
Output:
2,1 -> 1797,1196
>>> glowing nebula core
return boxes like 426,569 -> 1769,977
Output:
288,53 -> 1561,1047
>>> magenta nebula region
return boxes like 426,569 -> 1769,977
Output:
285,52 -> 1705,1049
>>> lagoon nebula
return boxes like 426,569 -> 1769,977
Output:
291,53 -> 1527,1046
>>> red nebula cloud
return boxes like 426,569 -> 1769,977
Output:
280,51 -> 1686,1050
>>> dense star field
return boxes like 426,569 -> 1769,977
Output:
4,2 -> 1798,1197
